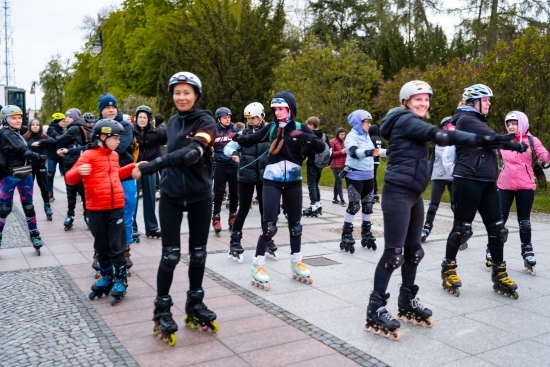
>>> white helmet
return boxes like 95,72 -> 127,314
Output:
358,110 -> 372,121
243,102 -> 265,119
399,80 -> 433,104
462,84 -> 493,101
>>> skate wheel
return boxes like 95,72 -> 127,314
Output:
264,283 -> 270,291
110,297 -> 117,306
371,243 -> 377,251
391,329 -> 402,341
166,333 -> 176,346
350,246 -> 355,254
260,284 -> 265,290
251,280 -> 255,286
425,317 -> 434,328
373,328 -> 381,335
193,323 -> 200,329
271,252 -> 278,260
364,322 -> 372,332
492,285 -> 498,292
454,288 -> 460,297
383,330 -> 390,338
511,291 -> 519,300
36,249 -> 41,256
307,277 -> 313,284
88,291 -> 95,300
95,273 -> 100,279
398,314 -> 404,320
292,274 -> 297,280
255,282 -> 260,288
200,325 -> 209,332
183,315 -> 192,327
128,271 -> 132,277
215,232 -> 221,238
210,321 -> 219,333
340,243 -> 345,251
153,324 -> 159,336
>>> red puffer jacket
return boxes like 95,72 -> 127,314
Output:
65,147 -> 135,210
329,136 -> 346,169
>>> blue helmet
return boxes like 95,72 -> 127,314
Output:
215,107 -> 232,119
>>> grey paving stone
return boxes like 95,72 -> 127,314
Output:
476,339 -> 550,367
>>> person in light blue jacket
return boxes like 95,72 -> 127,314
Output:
339,110 -> 385,254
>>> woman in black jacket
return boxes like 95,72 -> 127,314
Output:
223,102 -> 275,263
441,84 -> 526,300
132,105 -> 167,239
232,91 -> 325,290
133,71 -> 217,346
365,81 -> 518,341
46,113 -> 66,201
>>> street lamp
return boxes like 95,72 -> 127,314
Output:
29,81 -> 37,119
89,30 -> 106,93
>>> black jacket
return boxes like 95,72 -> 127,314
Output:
159,108 -> 216,203
113,111 -> 135,169
213,122 -> 239,168
46,122 -> 64,159
369,125 -> 381,164
236,122 -> 270,183
25,133 -> 56,167
54,119 -> 91,169
0,127 -> 38,171
134,122 -> 167,162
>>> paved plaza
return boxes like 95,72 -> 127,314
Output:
2,174 -> 550,367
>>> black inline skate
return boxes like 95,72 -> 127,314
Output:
302,203 -> 321,217
521,243 -> 536,276
361,221 -> 376,250
153,295 -> 178,346
485,247 -> 492,271
89,266 -> 113,300
397,285 -> 434,328
267,239 -> 278,260
365,292 -> 401,341
146,230 -> 161,239
228,213 -> 236,231
29,230 -> 43,256
212,214 -> 222,237
184,288 -> 218,333
132,232 -> 141,243
420,223 -> 432,243
340,222 -> 355,254
124,245 -> 133,277
44,203 -> 53,221
109,265 -> 128,306
63,215 -> 74,231
228,231 -> 244,263
92,252 -> 101,279
441,259 -> 461,296
491,262 -> 518,299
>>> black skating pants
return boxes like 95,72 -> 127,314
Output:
88,208 -> 126,269
233,181 -> 263,232
500,189 -> 535,243
65,180 -> 86,217
32,165 -> 50,205
306,164 -> 322,205
213,166 -> 238,214
425,179 -> 453,226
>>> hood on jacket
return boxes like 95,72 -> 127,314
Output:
379,107 -> 410,140
270,90 -> 297,120
334,127 -> 345,140
348,110 -> 372,136
368,124 -> 379,137
505,110 -> 529,134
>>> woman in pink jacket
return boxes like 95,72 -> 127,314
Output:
498,111 -> 550,275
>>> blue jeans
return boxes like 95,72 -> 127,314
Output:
122,179 -> 137,245
133,173 -> 159,234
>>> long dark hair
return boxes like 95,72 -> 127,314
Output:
23,119 -> 47,140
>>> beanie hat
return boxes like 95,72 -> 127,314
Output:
65,108 -> 81,120
154,114 -> 164,126
98,93 -> 118,114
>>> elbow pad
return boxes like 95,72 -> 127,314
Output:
349,146 -> 359,159
169,146 -> 204,166
434,131 -> 451,146
140,157 -> 166,175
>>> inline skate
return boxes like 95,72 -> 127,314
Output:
373,194 -> 380,204
84,215 -> 90,228
397,285 -> 434,327
420,223 -> 432,243
89,266 -> 113,300
267,240 -> 278,260
228,213 -> 236,231
302,202 -> 321,217
92,252 -> 101,279
29,230 -> 43,256
146,230 -> 161,239
184,288 -> 218,333
251,256 -> 270,291
228,231 -> 244,263
132,232 -> 141,243
340,222 -> 355,254
109,265 -> 128,306
290,255 -> 313,284
491,262 -> 518,299
153,295 -> 178,346
361,221 -> 376,250
441,259 -> 461,296
44,203 -> 53,221
63,215 -> 74,231
0,233 -> 2,248
521,243 -> 536,276
365,292 -> 401,341
485,247 -> 492,271
124,245 -> 133,277
212,214 -> 222,237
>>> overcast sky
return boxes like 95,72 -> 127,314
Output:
8,0 -> 123,111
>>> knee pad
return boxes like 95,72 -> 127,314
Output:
361,200 -> 373,215
346,201 -> 360,215
518,219 -> 531,243
447,221 -> 473,250
0,203 -> 12,218
22,202 -> 35,218
380,248 -> 404,269
189,245 -> 207,266
404,245 -> 425,266
160,246 -> 181,272
427,203 -> 439,215
262,222 -> 277,238
487,220 -> 508,248
289,222 -> 302,237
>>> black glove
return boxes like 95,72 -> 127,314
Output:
138,157 -> 165,175
182,147 -> 202,166
364,149 -> 375,157
517,142 -> 528,153
475,134 -> 514,148
231,134 -> 243,142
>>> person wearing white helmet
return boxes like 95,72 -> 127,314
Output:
364,80 -> 519,341
497,111 -> 550,276
223,102 -> 276,263
132,71 -> 218,346
441,84 -> 528,301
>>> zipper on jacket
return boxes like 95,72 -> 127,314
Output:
525,164 -> 532,180
108,152 -> 115,208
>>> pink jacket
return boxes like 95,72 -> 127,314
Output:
498,133 -> 550,191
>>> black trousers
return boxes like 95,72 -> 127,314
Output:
233,181 -> 263,232
425,180 -> 453,226
65,179 -> 86,217
88,208 -> 126,269
32,165 -> 49,204
212,166 -> 238,214
500,189 -> 535,243
306,164 -> 322,205
156,197 -> 212,296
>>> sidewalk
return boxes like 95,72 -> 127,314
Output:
1,174 -> 550,366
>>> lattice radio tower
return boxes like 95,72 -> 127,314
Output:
0,0 -> 15,86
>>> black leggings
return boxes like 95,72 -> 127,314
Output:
213,166 -> 238,214
500,189 -> 535,243
156,196 -> 212,296
255,183 -> 302,257
425,180 -> 453,226
233,181 -> 263,232
32,165 -> 49,204
446,177 -> 504,262
373,184 -> 424,294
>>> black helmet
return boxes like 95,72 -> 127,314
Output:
215,107 -> 232,119
440,116 -> 454,128
135,105 -> 152,119
93,119 -> 124,138
83,112 -> 95,123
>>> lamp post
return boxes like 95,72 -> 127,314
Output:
29,81 -> 37,119
89,30 -> 106,93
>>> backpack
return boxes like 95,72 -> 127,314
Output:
527,136 -> 549,190
313,132 -> 332,168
